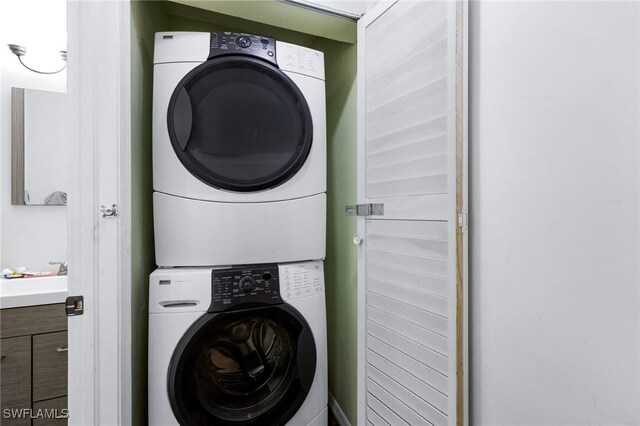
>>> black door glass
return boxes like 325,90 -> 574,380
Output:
195,316 -> 292,418
168,306 -> 316,425
168,57 -> 313,192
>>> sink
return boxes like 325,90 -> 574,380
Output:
0,275 -> 68,309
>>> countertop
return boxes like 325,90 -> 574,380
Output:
0,276 -> 68,309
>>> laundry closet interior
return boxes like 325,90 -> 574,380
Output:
131,1 -> 359,424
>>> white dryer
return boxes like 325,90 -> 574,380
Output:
153,32 -> 326,267
148,261 -> 328,426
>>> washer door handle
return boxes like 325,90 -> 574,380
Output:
172,88 -> 193,151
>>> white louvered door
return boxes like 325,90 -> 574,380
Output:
356,1 -> 468,425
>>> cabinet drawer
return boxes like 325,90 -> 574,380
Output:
33,331 -> 68,402
33,396 -> 68,426
0,336 -> 31,426
1,304 -> 67,338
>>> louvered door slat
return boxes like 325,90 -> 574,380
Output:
367,334 -> 449,394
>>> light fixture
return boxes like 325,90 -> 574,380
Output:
7,44 -> 67,74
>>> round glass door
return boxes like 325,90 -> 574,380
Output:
167,305 -> 316,425
167,56 -> 313,192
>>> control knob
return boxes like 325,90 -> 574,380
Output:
239,276 -> 255,292
236,36 -> 252,48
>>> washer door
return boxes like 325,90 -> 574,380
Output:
167,305 -> 317,425
167,56 -> 313,192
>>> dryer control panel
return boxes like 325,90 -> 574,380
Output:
210,264 -> 282,312
280,261 -> 324,301
276,41 -> 325,80
208,32 -> 276,65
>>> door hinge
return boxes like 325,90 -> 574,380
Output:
457,212 -> 468,232
65,295 -> 84,316
345,203 -> 384,216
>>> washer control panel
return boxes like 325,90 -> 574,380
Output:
280,261 -> 324,301
210,264 -> 281,312
209,32 -> 276,65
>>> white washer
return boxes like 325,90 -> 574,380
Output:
153,32 -> 326,267
148,261 -> 327,426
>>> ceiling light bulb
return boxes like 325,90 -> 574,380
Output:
8,44 -> 27,57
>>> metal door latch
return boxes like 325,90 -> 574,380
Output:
65,296 -> 84,316
101,204 -> 118,218
345,203 -> 384,216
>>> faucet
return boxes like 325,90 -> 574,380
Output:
49,261 -> 68,276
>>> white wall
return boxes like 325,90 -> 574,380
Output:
470,1 -> 639,424
0,0 -> 67,271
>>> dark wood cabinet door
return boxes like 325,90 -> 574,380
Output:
33,396 -> 69,426
0,336 -> 32,426
1,304 -> 67,338
33,331 -> 68,402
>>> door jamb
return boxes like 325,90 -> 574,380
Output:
456,1 -> 470,424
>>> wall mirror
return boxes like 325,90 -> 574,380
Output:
11,87 -> 68,205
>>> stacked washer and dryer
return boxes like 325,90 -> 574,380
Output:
148,32 -> 328,426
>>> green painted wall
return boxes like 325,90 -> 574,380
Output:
130,2 -> 357,424
312,38 -> 358,425
167,0 -> 356,43
130,2 -> 168,425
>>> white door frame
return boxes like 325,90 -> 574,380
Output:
67,1 -> 132,424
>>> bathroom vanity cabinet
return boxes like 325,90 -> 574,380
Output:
1,303 -> 68,425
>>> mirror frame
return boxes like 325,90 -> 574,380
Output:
11,87 -> 26,205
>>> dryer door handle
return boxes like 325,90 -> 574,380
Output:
172,87 -> 193,151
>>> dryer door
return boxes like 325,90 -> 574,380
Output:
167,56 -> 313,192
167,304 -> 316,426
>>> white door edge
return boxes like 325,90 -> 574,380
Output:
446,1 -> 460,420
355,9 -> 367,426
67,1 -> 132,424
